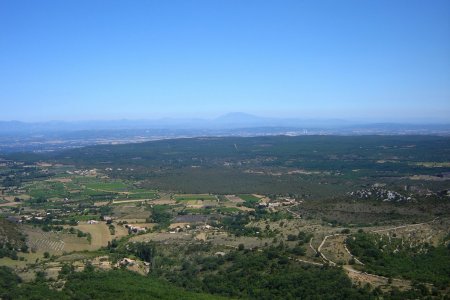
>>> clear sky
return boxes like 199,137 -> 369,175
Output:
0,0 -> 449,122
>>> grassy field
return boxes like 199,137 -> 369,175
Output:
23,175 -> 160,205
71,215 -> 100,221
26,181 -> 69,199
237,194 -> 261,203
174,194 -> 217,201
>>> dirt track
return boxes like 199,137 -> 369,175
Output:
314,218 -> 441,290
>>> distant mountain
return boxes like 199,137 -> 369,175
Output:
215,112 -> 265,122
0,113 -> 449,135
0,114 -> 449,153
211,112 -> 357,129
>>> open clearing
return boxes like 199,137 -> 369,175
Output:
319,234 -> 352,265
76,222 -> 123,249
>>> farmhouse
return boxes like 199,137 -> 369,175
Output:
124,224 -> 146,233
117,257 -> 135,266
101,216 -> 113,224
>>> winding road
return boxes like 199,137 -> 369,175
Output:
313,218 -> 440,289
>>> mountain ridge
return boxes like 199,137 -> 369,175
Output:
1,112 -> 448,134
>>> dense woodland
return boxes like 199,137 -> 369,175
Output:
7,135 -> 450,196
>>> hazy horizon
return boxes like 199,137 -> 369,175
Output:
1,0 -> 449,122
1,111 -> 449,124
1,111 -> 450,126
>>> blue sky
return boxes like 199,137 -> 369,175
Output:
0,0 -> 449,122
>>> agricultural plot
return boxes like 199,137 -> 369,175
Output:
24,227 -> 89,254
112,199 -> 149,204
126,191 -> 158,199
112,205 -> 150,220
76,223 -> 117,249
237,194 -> 261,203
83,181 -> 129,191
174,194 -> 217,201
26,181 -> 69,199
24,222 -> 127,254
25,228 -> 65,253
225,195 -> 245,203
216,206 -> 242,213
184,199 -> 219,208
113,190 -> 159,203
23,174 -> 160,205
0,200 -> 21,207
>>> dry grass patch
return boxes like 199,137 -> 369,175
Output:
344,266 -> 412,292
319,235 -> 352,265
131,232 -> 192,243
76,223 -> 113,249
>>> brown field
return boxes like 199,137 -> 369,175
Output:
185,199 -> 218,208
195,232 -> 207,241
0,201 -> 21,207
94,201 -> 110,206
76,222 -> 119,249
225,195 -> 244,203
24,222 -> 127,254
113,224 -> 129,237
3,194 -> 31,201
